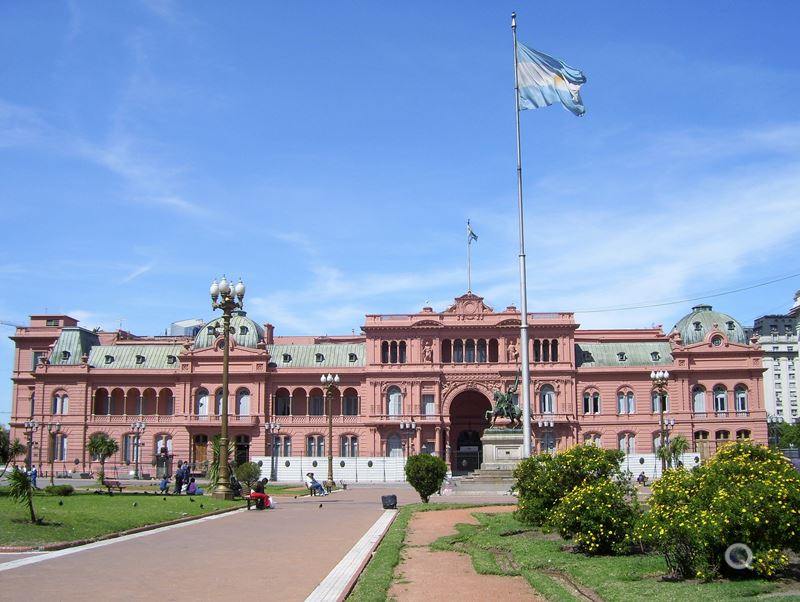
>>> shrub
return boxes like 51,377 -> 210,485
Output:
44,484 -> 75,496
551,479 -> 639,555
405,454 -> 447,503
513,445 -> 626,526
234,462 -> 263,490
637,441 -> 800,579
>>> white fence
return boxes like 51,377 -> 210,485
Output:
621,452 -> 701,480
252,455 -> 407,483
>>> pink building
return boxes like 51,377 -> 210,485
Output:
8,292 -> 767,480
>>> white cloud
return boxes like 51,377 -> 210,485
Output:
119,263 -> 154,284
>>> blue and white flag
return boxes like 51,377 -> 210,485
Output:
467,220 -> 478,243
517,42 -> 586,116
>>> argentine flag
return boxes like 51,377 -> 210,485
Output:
517,42 -> 586,116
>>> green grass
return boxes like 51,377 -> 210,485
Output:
432,511 -> 795,602
0,492 -> 243,547
347,503 -> 514,602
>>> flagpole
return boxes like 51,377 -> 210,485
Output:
512,12 -> 532,458
467,220 -> 472,293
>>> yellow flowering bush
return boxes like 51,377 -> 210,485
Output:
636,441 -> 800,579
513,444 -> 626,526
551,479 -> 639,555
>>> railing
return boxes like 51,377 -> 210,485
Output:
367,414 -> 443,422
187,415 -> 260,425
277,415 -> 362,425
91,414 -> 176,424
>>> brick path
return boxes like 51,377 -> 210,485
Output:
0,484 -> 514,601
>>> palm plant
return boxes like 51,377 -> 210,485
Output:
86,433 -> 119,483
668,435 -> 690,468
207,435 -> 235,490
0,426 -> 26,478
8,467 -> 37,524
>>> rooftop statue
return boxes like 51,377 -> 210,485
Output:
486,374 -> 522,429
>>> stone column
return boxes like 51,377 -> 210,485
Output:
415,426 -> 422,453
435,426 -> 441,457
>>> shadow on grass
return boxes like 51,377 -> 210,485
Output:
10,518 -> 64,527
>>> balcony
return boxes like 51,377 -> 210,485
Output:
366,414 -> 443,424
275,415 -> 363,425
91,414 -> 176,424
187,414 -> 260,426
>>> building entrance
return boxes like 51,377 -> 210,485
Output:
448,390 -> 492,475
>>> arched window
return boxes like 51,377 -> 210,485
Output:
94,389 -> 109,415
236,388 -> 250,416
736,429 -> 751,440
533,339 -> 541,362
583,432 -> 601,446
386,434 -> 403,457
651,391 -> 669,413
465,339 -> 475,363
617,390 -> 635,414
154,434 -> 173,455
195,388 -> 209,416
309,388 -> 324,416
387,386 -> 402,416
477,339 -> 487,362
127,388 -> 142,415
51,433 -> 68,462
52,392 -> 69,415
715,430 -> 730,441
381,341 -> 389,364
275,389 -> 291,416
539,385 -> 555,414
390,341 -> 398,363
583,391 -> 600,414
274,435 -> 291,457
306,435 -> 324,456
122,434 -> 138,464
453,340 -> 464,363
342,388 -> 359,415
692,386 -> 706,413
734,385 -> 748,412
158,389 -> 174,415
399,341 -> 407,363
340,435 -> 358,457
142,388 -> 157,415
442,339 -> 452,363
618,432 -> 636,454
551,340 -> 558,362
542,340 -> 550,362
713,386 -> 727,413
488,338 -> 499,363
214,388 -> 224,416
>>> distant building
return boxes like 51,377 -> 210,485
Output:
9,292 -> 768,482
169,318 -> 204,338
749,291 -> 800,421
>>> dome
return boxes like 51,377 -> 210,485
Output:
672,304 -> 747,345
193,310 -> 264,349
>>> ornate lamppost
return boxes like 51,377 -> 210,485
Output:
650,370 -> 670,473
265,421 -> 281,480
399,420 -> 417,457
47,422 -> 61,486
23,420 -> 39,472
767,415 -> 784,448
210,275 -> 246,499
320,373 -> 340,491
130,420 -> 146,479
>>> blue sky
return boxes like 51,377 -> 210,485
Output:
2,1 -> 800,421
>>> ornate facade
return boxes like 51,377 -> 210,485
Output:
8,292 -> 768,479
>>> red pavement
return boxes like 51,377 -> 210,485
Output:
0,485 -> 515,601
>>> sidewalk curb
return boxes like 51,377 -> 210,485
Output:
0,503 -> 245,553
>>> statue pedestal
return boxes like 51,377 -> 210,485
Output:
481,428 -> 524,471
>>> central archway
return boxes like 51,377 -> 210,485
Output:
448,389 -> 492,474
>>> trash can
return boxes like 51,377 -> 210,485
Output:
381,494 -> 397,509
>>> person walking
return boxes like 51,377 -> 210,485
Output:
29,465 -> 38,489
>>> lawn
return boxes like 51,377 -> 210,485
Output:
0,492 -> 243,547
348,505 -> 800,602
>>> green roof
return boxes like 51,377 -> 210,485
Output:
673,304 -> 747,345
267,343 -> 365,368
48,328 -> 100,365
576,342 -> 673,368
87,344 -> 184,369
194,311 -> 264,349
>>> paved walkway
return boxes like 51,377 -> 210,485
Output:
0,484 -> 515,601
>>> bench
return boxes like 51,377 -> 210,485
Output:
245,492 -> 271,510
102,479 -> 125,494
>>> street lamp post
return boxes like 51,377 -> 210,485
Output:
23,420 -> 39,472
210,276 -> 246,499
47,422 -> 61,486
320,373 -> 340,491
399,421 -> 417,457
130,420 -> 146,479
265,421 -> 281,480
536,419 -> 555,454
767,415 -> 784,448
650,370 -> 670,473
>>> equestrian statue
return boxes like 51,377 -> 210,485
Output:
485,375 -> 522,429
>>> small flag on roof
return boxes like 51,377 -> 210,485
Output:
516,42 -> 587,116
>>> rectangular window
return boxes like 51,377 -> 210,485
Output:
46,319 -> 59,327
423,394 -> 435,416
32,351 -> 44,369
310,396 -> 324,415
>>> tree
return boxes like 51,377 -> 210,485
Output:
8,467 -> 37,524
405,454 -> 448,503
778,422 -> 800,448
0,425 -> 26,479
86,432 -> 119,483
235,461 -> 263,490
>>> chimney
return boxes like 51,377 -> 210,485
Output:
263,323 -> 275,345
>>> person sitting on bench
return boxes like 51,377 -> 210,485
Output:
249,478 -> 271,509
305,472 -> 327,496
